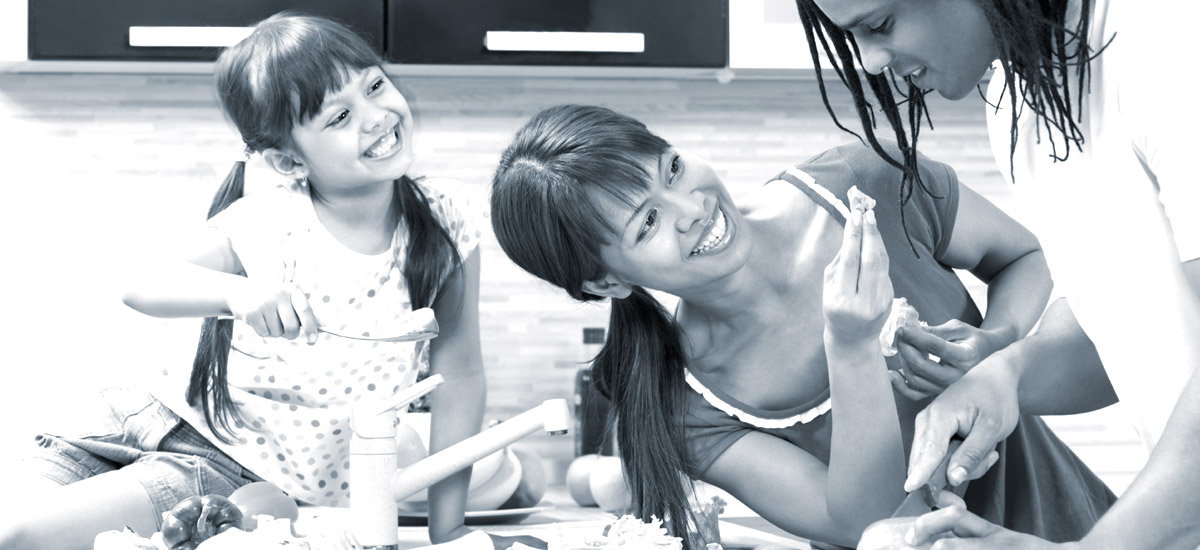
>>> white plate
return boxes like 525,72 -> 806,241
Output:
397,506 -> 552,526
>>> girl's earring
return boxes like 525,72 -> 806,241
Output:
297,176 -> 308,188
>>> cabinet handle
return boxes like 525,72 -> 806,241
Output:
484,31 -> 645,53
128,26 -> 254,48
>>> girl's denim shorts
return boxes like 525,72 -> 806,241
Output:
30,386 -> 261,528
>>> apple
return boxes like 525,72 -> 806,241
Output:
395,421 -> 428,468
588,456 -> 632,514
566,454 -> 602,506
501,443 -> 547,509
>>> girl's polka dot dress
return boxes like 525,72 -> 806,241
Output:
155,178 -> 481,506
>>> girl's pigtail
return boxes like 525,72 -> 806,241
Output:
591,287 -> 701,550
187,160 -> 248,444
394,175 -> 462,310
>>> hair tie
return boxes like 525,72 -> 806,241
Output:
242,143 -> 253,161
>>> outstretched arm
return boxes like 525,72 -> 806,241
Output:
121,228 -> 317,340
905,297 -> 1116,490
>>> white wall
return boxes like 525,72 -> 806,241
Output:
0,0 -> 28,63
729,0 -> 813,70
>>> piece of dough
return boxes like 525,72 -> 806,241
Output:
880,297 -> 923,356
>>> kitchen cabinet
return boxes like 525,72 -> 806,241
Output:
27,0 -> 384,61
387,0 -> 727,68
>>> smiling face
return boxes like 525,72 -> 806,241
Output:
813,0 -> 998,100
589,149 -> 751,297
286,65 -> 414,192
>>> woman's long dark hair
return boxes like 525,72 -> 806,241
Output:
491,105 -> 704,548
795,0 -> 1106,251
190,12 -> 461,443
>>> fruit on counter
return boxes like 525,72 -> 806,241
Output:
465,447 -> 524,511
227,482 -> 299,532
396,420 -> 429,468
501,443 -> 548,509
588,456 -> 632,514
160,495 -> 244,550
566,454 -> 602,506
857,517 -> 946,550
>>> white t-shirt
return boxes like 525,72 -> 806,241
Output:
985,0 -> 1200,449
153,178 -> 481,506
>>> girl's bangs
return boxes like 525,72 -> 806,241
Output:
248,22 -> 383,134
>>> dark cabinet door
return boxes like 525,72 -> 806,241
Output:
387,0 -> 727,67
28,0 -> 384,61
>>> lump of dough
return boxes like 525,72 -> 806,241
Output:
848,185 -> 876,214
880,297 -> 923,356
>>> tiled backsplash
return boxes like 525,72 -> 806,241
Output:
5,70 -> 1142,489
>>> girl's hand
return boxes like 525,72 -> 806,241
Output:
228,280 -> 319,342
890,320 -> 1006,400
824,208 -> 894,348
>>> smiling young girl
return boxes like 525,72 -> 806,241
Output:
0,13 -> 529,550
489,104 -> 1115,549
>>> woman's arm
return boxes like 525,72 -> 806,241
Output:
704,429 -> 893,548
721,206 -> 906,546
425,250 -> 486,544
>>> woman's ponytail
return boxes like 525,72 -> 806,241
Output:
187,160 -> 247,444
592,287 -> 701,550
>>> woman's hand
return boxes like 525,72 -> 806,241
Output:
890,320 -> 1008,400
904,356 -> 1016,492
905,506 -> 1077,550
824,208 -> 894,348
227,279 -> 318,342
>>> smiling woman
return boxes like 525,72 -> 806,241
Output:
489,104 -> 1116,550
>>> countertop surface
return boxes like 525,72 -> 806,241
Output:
298,484 -> 812,549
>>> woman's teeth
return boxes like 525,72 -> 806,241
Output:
364,128 -> 400,158
691,209 -> 728,256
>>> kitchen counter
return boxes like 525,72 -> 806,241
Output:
297,484 -> 811,549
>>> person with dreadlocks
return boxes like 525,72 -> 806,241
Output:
791,0 -> 1200,548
